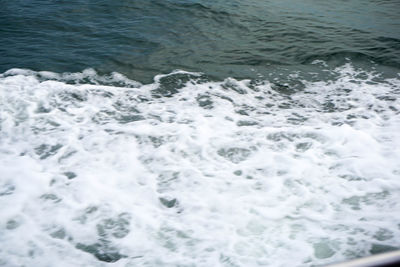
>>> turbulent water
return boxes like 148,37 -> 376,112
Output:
1,1 -> 400,267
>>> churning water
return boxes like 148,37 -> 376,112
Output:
1,1 -> 400,266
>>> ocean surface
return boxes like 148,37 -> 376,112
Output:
1,1 -> 400,266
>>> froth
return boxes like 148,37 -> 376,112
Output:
1,65 -> 399,266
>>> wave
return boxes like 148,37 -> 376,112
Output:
1,64 -> 400,266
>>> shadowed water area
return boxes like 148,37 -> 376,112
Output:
1,0 -> 400,82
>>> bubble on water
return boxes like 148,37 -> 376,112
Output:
1,65 -> 400,266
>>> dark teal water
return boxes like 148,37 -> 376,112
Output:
1,0 -> 400,82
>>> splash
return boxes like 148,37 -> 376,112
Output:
1,65 -> 400,266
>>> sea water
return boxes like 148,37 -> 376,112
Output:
1,1 -> 400,266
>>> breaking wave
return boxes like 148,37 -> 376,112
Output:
1,64 -> 400,266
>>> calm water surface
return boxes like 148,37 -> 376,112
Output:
1,0 -> 400,81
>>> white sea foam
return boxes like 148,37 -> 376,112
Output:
0,64 -> 400,266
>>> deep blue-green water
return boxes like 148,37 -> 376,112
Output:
1,1 -> 400,266
1,0 -> 400,81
